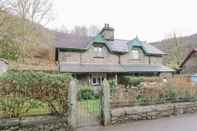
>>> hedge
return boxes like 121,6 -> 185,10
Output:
0,71 -> 72,118
119,76 -> 144,88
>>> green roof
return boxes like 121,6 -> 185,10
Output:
127,37 -> 165,55
128,37 -> 143,48
93,34 -> 106,43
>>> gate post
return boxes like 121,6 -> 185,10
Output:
101,79 -> 111,126
68,79 -> 77,130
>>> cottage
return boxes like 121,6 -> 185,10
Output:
180,48 -> 197,74
55,24 -> 174,86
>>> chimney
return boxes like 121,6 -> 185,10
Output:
100,24 -> 114,41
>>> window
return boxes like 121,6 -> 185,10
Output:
92,76 -> 101,85
94,47 -> 104,57
131,49 -> 140,60
91,74 -> 105,86
92,77 -> 97,84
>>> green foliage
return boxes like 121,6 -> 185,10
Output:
0,71 -> 72,118
136,95 -> 146,105
79,86 -> 96,100
80,87 -> 94,100
109,80 -> 117,89
166,87 -> 177,99
109,80 -> 117,94
0,98 -> 43,118
0,38 -> 20,61
119,76 -> 144,88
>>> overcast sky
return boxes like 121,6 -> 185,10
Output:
49,0 -> 197,42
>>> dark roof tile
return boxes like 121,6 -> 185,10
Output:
55,32 -> 93,50
54,32 -> 165,55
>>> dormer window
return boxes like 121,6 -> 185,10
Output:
131,49 -> 140,60
94,46 -> 104,57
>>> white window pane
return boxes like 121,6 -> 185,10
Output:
94,47 -> 104,57
132,50 -> 139,59
98,47 -> 102,52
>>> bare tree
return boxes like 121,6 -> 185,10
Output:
56,25 -> 70,34
88,25 -> 100,36
5,0 -> 53,62
0,0 -> 8,29
71,25 -> 100,37
7,0 -> 52,25
168,32 -> 185,69
71,26 -> 88,36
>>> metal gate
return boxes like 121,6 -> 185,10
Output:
76,86 -> 102,127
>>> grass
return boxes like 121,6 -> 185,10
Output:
0,99 -> 101,118
24,103 -> 49,116
80,99 -> 101,114
0,102 -> 50,118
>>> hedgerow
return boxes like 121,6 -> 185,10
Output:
119,76 -> 144,88
0,71 -> 72,118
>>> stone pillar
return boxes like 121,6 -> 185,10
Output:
68,80 -> 77,130
101,79 -> 111,126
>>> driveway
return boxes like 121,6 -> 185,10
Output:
78,113 -> 197,131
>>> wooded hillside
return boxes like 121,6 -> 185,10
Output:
151,33 -> 197,69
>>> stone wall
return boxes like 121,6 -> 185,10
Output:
81,46 -> 119,65
59,46 -> 119,65
111,102 -> 197,125
59,45 -> 163,65
0,115 -> 70,131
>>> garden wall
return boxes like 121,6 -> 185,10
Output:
111,102 -> 197,124
0,115 -> 69,131
110,76 -> 197,125
0,71 -> 73,131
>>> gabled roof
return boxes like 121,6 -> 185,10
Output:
54,32 -> 166,55
180,48 -> 197,68
127,37 -> 166,55
93,34 -> 106,43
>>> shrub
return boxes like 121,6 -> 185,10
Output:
0,40 -> 20,61
0,98 -> 43,118
79,86 -> 95,100
0,71 -> 72,118
109,80 -> 117,94
166,87 -> 177,99
119,76 -> 144,88
136,95 -> 146,105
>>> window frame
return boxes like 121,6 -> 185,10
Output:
91,76 -> 101,86
90,74 -> 105,86
130,49 -> 140,60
